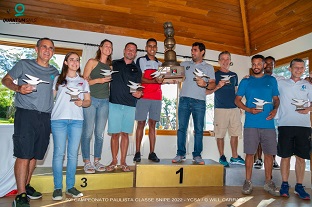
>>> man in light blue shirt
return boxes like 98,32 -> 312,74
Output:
172,42 -> 216,165
277,58 -> 312,200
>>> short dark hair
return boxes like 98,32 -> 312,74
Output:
251,54 -> 265,62
192,42 -> 206,57
146,38 -> 157,45
218,51 -> 231,60
125,42 -> 137,50
290,58 -> 305,67
36,37 -> 54,47
265,56 -> 275,62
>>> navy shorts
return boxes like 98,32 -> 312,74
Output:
277,126 -> 311,160
13,107 -> 51,159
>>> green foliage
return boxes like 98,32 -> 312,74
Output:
0,84 -> 14,118
8,117 -> 14,123
161,96 -> 177,130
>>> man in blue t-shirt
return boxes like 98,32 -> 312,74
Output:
235,54 -> 280,196
207,51 -> 244,167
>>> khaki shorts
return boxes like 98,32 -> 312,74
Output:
213,108 -> 242,138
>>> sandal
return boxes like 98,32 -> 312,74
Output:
84,162 -> 95,174
120,164 -> 130,172
94,161 -> 105,172
105,164 -> 117,172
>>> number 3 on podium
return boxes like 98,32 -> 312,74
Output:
81,177 -> 88,187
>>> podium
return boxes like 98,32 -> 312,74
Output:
135,159 -> 224,187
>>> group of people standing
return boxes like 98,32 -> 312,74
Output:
2,36 -> 311,207
235,55 -> 311,200
2,38 -> 141,207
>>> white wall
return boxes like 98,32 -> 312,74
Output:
1,22 -> 311,167
261,33 -> 312,60
0,22 -> 250,79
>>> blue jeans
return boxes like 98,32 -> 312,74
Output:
52,119 -> 83,190
81,97 -> 109,160
177,97 -> 206,157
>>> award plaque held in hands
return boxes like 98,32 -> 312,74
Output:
100,69 -> 118,79
22,74 -> 49,92
66,87 -> 87,102
220,75 -> 236,85
127,81 -> 144,93
291,99 -> 308,111
253,98 -> 271,111
193,68 -> 210,81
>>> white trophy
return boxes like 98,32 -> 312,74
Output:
193,68 -> 209,81
127,81 -> 144,93
100,69 -> 118,78
150,70 -> 165,79
253,98 -> 271,111
22,74 -> 49,92
220,74 -> 236,84
66,87 -> 87,102
291,98 -> 308,111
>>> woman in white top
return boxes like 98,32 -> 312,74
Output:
51,52 -> 91,200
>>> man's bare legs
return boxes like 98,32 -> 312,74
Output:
148,119 -> 156,153
134,119 -> 159,162
106,133 -> 119,171
230,136 -> 238,158
217,136 -> 244,167
15,158 -> 30,194
120,132 -> 129,166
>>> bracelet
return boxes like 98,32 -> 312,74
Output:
205,82 -> 209,89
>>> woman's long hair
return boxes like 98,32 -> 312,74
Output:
95,39 -> 113,66
56,52 -> 81,90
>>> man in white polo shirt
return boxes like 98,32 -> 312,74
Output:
277,58 -> 312,200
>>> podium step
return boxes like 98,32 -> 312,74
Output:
225,164 -> 311,187
31,166 -> 134,193
135,159 -> 224,187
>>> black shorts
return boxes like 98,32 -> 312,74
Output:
277,126 -> 311,160
13,107 -> 51,160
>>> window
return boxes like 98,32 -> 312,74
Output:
205,93 -> 214,130
153,63 -> 218,135
0,44 -> 64,72
274,58 -> 309,79
276,49 -> 312,76
0,41 -> 82,123
158,83 -> 177,130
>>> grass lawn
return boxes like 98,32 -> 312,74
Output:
0,118 -> 12,124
